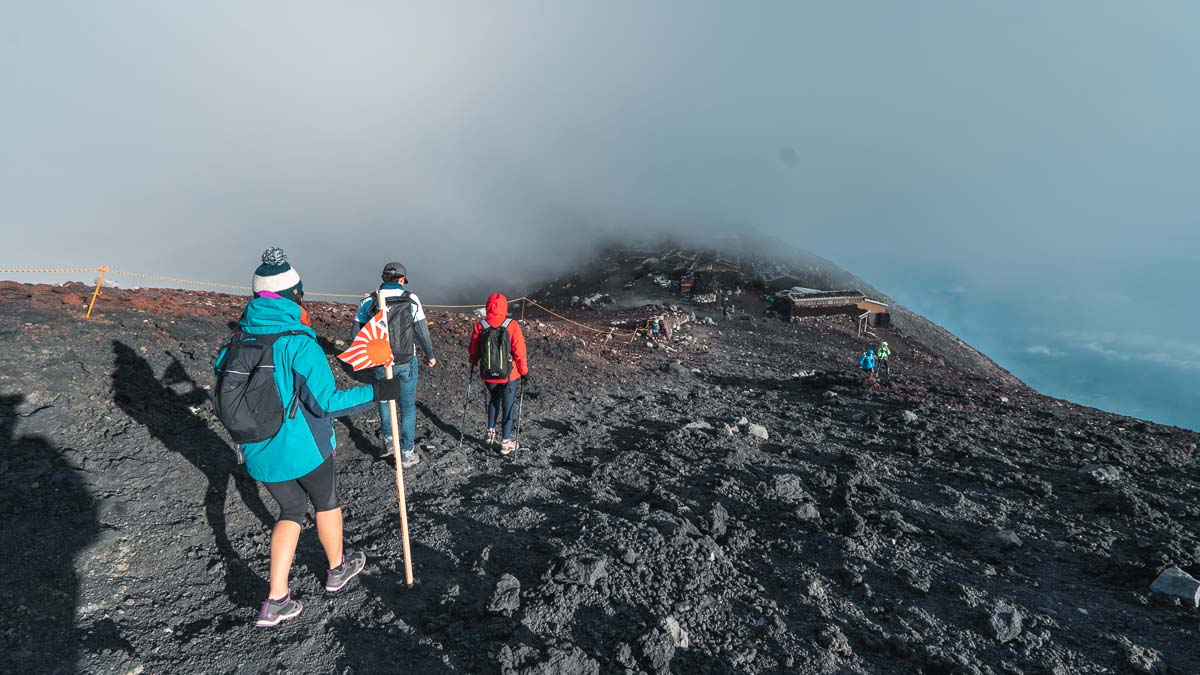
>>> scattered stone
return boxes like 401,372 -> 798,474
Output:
663,616 -> 689,649
794,503 -> 821,521
881,510 -> 921,535
816,624 -> 852,657
747,423 -> 769,440
995,530 -> 1023,549
721,423 -> 738,435
707,502 -> 729,537
901,410 -> 919,425
556,556 -> 608,588
640,625 -> 676,672
683,420 -> 712,431
771,475 -> 808,502
836,509 -> 865,538
736,416 -> 749,426
487,574 -> 521,613
1117,636 -> 1169,675
988,601 -> 1023,643
805,579 -> 827,601
1078,463 -> 1121,485
1150,566 -> 1200,607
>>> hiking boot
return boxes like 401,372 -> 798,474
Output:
256,591 -> 303,628
400,449 -> 420,468
326,549 -> 367,592
500,439 -> 519,456
485,428 -> 498,446
380,435 -> 395,458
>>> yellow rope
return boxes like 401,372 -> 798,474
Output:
520,298 -> 639,337
0,267 -> 647,337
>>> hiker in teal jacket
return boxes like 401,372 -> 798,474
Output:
215,248 -> 401,628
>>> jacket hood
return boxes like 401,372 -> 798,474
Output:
485,293 -> 509,327
239,295 -> 314,336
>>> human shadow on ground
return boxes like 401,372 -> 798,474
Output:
111,341 -> 275,608
0,393 -> 99,674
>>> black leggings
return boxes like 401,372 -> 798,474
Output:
263,455 -> 338,525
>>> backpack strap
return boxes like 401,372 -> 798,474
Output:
500,319 -> 512,328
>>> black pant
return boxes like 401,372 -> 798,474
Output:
263,456 -> 338,524
487,381 -> 517,440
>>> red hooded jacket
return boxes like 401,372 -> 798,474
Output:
468,293 -> 529,384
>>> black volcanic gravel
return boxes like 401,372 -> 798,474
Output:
1,282 -> 1198,674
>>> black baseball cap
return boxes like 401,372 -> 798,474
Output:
382,262 -> 407,278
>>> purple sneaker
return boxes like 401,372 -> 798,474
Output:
326,549 -> 367,592
256,591 -> 303,627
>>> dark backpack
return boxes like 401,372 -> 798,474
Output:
371,292 -> 415,362
213,330 -> 306,443
478,319 -> 513,380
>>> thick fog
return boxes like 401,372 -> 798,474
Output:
2,2 -> 1197,425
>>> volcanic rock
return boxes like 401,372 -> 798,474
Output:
1150,566 -> 1200,607
488,574 -> 521,614
987,601 -> 1023,643
1079,463 -> 1122,485
995,530 -> 1024,549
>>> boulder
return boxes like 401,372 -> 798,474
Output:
995,530 -> 1023,549
987,601 -> 1023,643
1150,566 -> 1200,607
487,574 -> 521,613
901,410 -> 919,425
747,423 -> 769,440
1078,463 -> 1122,485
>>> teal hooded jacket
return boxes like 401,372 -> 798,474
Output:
215,295 -> 374,483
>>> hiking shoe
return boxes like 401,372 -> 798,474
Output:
380,435 -> 395,457
400,450 -> 420,468
326,549 -> 367,592
256,592 -> 303,628
485,428 -> 498,446
500,439 -> 519,456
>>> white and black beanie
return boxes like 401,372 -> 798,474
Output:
252,247 -> 303,302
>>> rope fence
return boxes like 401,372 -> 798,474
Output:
0,265 -> 649,337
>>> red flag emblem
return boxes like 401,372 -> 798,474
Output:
337,311 -> 394,371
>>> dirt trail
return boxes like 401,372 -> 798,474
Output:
1,281 -> 1198,674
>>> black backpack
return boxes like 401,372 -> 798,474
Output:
213,330 -> 306,443
479,319 -> 513,380
370,292 -> 415,362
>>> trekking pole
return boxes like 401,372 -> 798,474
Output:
377,291 -> 415,588
457,365 -> 474,449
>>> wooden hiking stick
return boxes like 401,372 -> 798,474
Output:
377,291 -> 415,587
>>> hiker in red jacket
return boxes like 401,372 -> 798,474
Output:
468,293 -> 530,455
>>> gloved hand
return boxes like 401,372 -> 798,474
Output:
520,373 -> 532,389
373,378 -> 403,402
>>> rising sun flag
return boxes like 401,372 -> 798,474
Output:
337,310 -> 394,371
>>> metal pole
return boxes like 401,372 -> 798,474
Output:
86,266 -> 109,319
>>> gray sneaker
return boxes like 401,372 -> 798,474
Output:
326,549 -> 367,592
256,591 -> 303,627
380,435 -> 394,458
400,449 -> 420,468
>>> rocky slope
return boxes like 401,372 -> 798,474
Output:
1,278 -> 1198,674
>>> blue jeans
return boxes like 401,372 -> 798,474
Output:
374,358 -> 418,451
486,381 -> 516,441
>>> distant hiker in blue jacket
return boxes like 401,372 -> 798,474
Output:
352,262 -> 438,467
859,349 -> 877,383
215,248 -> 402,628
